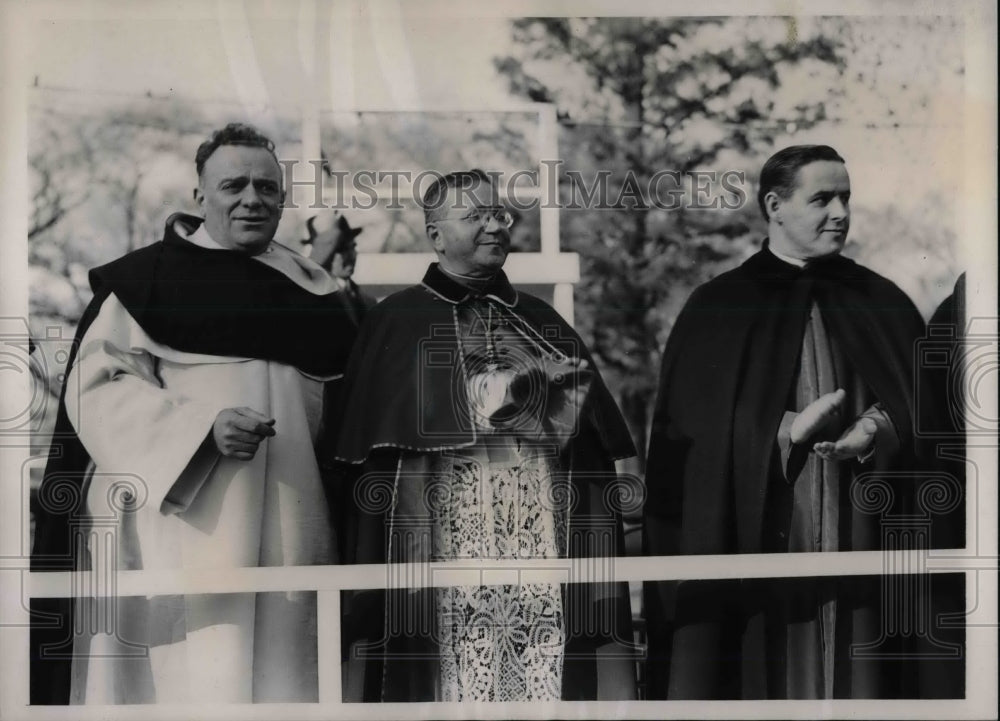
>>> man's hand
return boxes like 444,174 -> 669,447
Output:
813,417 -> 878,461
212,407 -> 276,460
789,388 -> 845,444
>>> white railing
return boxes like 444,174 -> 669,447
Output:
9,548 -> 982,719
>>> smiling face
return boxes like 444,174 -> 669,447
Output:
766,160 -> 851,260
195,145 -> 284,255
426,179 -> 510,278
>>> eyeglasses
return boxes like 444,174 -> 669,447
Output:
435,206 -> 515,230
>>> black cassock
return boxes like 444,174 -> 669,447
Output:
642,245 -> 963,699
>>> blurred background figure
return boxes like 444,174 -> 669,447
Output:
304,212 -> 377,327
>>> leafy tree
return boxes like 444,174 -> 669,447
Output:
495,17 -> 851,462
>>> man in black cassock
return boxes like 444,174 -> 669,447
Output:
330,170 -> 638,702
643,145 -> 962,699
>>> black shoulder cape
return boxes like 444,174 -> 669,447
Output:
331,263 -> 636,464
31,213 -> 356,704
88,213 -> 356,375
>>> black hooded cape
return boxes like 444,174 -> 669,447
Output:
30,213 -> 356,704
641,245 -> 951,699
643,245 -> 925,556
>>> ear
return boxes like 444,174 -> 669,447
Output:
764,191 -> 782,223
426,223 -> 445,253
194,185 -> 205,211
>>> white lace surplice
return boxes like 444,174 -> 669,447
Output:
430,442 -> 566,702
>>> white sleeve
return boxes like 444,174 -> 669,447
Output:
65,293 -> 228,514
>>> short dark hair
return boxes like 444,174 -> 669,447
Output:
195,123 -> 278,177
421,169 -> 496,225
757,145 -> 845,220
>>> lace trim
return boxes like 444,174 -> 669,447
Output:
431,450 -> 565,701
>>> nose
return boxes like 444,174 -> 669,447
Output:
240,184 -> 263,208
828,196 -> 848,220
482,213 -> 502,232
482,214 -> 509,240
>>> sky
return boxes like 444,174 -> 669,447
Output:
22,1 -> 968,219
26,0 -> 515,114
17,0 -> 983,309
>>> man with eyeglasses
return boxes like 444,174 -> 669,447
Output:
328,169 -> 638,702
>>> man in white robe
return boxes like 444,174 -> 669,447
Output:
30,123 -> 356,704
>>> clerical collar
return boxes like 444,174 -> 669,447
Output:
767,244 -> 808,268
421,262 -> 518,307
438,265 -> 496,292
